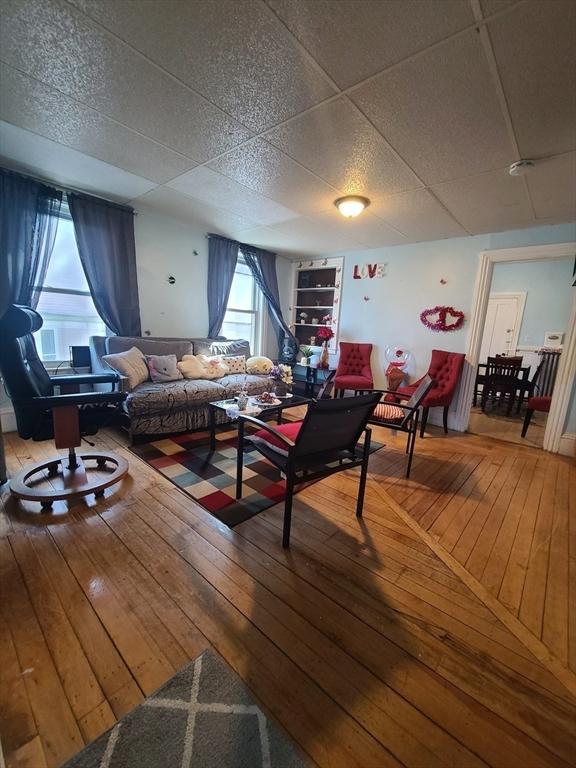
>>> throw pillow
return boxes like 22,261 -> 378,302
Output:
102,346 -> 149,391
177,355 -> 208,380
246,355 -> 274,375
197,355 -> 229,380
223,355 -> 246,374
145,354 -> 183,383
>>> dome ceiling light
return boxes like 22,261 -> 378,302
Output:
334,195 -> 370,218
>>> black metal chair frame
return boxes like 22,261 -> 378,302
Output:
367,375 -> 435,478
236,392 -> 382,548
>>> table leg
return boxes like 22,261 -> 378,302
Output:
236,418 -> 244,499
277,408 -> 283,425
209,405 -> 216,451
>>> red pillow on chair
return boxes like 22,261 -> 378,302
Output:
250,421 -> 303,455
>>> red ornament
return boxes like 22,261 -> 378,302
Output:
420,306 -> 465,332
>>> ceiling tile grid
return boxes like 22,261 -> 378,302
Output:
0,0 -> 574,257
0,62 -> 196,183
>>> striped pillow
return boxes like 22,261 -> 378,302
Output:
373,402 -> 405,422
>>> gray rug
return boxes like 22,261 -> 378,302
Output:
64,650 -> 307,768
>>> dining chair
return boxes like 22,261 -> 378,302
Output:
481,356 -> 523,415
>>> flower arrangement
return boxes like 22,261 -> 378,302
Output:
268,364 -> 293,385
299,311 -> 309,324
322,314 -> 332,325
316,326 -> 334,343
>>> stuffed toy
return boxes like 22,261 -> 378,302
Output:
246,355 -> 274,375
196,354 -> 229,379
145,354 -> 183,383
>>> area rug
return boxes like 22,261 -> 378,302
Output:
64,649 -> 307,768
129,428 -> 382,526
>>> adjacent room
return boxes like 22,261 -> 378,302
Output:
0,1 -> 575,767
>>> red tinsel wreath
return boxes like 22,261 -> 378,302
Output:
420,305 -> 465,332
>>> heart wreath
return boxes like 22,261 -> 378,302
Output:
420,305 -> 465,332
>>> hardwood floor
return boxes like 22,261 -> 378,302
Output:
1,424 -> 575,768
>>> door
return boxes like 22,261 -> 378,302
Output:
479,292 -> 526,363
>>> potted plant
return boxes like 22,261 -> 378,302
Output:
300,346 -> 313,365
299,311 -> 308,325
268,364 -> 293,397
316,327 -> 334,369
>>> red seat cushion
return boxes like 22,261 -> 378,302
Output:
527,396 -> 552,412
334,374 -> 374,389
251,420 -> 303,455
372,402 -> 405,423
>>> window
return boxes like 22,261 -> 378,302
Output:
34,203 -> 106,364
221,258 -> 263,354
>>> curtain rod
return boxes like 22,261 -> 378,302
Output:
1,165 -> 137,215
206,232 -> 276,258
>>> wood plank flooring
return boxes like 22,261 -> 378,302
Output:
1,424 -> 575,767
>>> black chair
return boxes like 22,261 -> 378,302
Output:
236,392 -> 382,548
0,305 -> 128,509
481,356 -> 523,415
368,375 -> 435,478
514,359 -> 543,413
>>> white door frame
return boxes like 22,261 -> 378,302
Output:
453,242 -> 576,453
482,291 -> 527,356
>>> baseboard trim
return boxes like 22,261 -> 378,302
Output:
558,432 -> 576,457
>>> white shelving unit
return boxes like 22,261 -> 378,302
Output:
289,257 -> 343,353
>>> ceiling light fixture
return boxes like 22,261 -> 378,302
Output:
509,160 -> 535,176
334,195 -> 370,218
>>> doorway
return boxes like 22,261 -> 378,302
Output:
453,242 -> 576,453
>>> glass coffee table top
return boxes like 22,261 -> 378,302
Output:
210,394 -> 311,413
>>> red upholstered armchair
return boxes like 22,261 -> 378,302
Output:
397,349 -> 465,437
334,342 -> 374,396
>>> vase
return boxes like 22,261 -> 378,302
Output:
319,342 -> 330,369
274,380 -> 288,397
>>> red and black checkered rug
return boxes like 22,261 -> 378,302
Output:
129,428 -> 382,527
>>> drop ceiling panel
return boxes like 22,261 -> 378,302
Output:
68,0 -> 336,132
0,0 -> 252,160
350,30 -> 513,185
168,166 -> 298,227
526,152 -> 576,221
266,98 -> 421,198
487,0 -> 576,158
209,139 -> 336,215
480,0 -> 518,16
431,169 -> 534,234
269,216 -> 366,255
0,121 -> 155,201
0,63 -> 195,184
132,186 -> 258,234
267,0 -> 474,89
372,188 -> 468,241
310,209 -> 407,248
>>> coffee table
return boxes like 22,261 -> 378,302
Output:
208,394 -> 311,451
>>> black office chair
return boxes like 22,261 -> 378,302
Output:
236,392 -> 382,547
0,305 -> 129,510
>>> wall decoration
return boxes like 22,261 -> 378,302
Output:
420,305 -> 465,332
363,295 -> 370,301
353,263 -> 387,279
440,278 -> 447,285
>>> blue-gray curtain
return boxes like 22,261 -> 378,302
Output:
68,192 -> 141,336
240,245 -> 298,363
0,168 -> 62,319
207,234 -> 238,337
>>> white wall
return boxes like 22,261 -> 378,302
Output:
490,257 -> 573,347
134,205 -> 291,358
280,221 -> 576,431
134,208 -> 209,337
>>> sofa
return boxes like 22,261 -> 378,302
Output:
89,335 -> 270,439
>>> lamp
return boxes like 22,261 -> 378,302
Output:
334,195 -> 370,218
